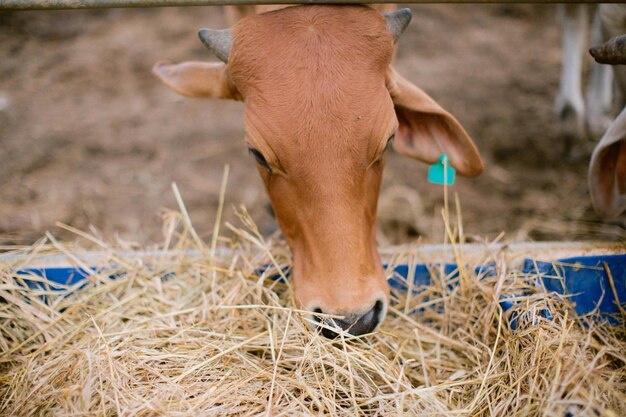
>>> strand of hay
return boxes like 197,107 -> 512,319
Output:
1,204 -> 625,416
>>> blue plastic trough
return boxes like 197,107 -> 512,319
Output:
7,246 -> 626,324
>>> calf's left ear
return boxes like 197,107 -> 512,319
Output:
152,61 -> 242,101
386,67 -> 483,177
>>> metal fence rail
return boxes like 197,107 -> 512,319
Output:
0,0 -> 616,11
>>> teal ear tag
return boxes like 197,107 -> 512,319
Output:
428,154 -> 455,185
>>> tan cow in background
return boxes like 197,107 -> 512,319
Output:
588,6 -> 626,219
153,5 -> 483,338
557,4 -> 626,218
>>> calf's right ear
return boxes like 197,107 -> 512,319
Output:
152,61 -> 242,101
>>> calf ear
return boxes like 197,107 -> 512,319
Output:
386,67 -> 483,177
152,61 -> 242,101
589,107 -> 626,218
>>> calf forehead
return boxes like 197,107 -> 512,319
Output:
230,5 -> 393,86
229,5 -> 395,161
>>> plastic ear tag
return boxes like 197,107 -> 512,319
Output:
428,154 -> 455,185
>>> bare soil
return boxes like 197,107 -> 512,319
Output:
0,4 -> 624,247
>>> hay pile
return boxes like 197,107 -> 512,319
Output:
1,198 -> 626,416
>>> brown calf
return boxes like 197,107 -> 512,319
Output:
153,5 -> 483,337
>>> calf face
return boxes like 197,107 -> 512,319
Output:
153,5 -> 483,337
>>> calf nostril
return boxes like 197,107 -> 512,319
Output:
358,300 -> 382,329
316,300 -> 385,339
312,308 -> 323,324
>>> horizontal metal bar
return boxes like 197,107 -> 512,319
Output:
0,0 -> 618,11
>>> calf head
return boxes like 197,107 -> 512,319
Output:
153,5 -> 483,337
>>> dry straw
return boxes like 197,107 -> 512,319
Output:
1,182 -> 625,416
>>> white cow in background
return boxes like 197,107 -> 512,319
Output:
556,5 -> 626,218
595,5 -> 626,109
556,5 -> 613,156
588,105 -> 626,218
587,6 -> 626,218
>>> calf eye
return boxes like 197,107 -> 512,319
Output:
385,134 -> 395,151
248,148 -> 271,173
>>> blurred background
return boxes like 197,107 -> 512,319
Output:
0,4 -> 624,247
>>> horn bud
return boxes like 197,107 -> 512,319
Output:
385,8 -> 412,44
198,28 -> 232,63
589,34 -> 626,65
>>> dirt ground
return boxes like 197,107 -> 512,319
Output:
0,4 -> 624,247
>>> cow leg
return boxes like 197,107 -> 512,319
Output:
598,5 -> 626,113
586,9 -> 614,138
556,4 -> 589,158
223,5 -> 257,25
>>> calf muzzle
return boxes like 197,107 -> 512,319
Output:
313,299 -> 386,339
